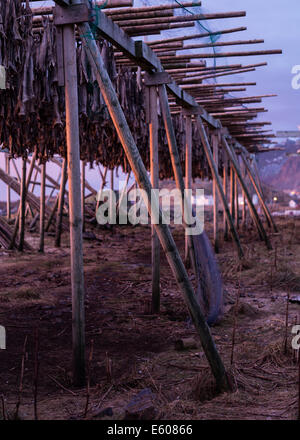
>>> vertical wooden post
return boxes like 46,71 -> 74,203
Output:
110,168 -> 114,223
63,22 -> 85,386
149,85 -> 160,313
5,154 -> 11,220
81,160 -> 86,233
9,153 -> 37,249
55,158 -> 68,247
242,160 -> 247,229
80,28 -> 230,390
222,136 -> 272,250
196,117 -> 243,258
158,84 -> 198,274
212,132 -> 219,253
184,114 -> 192,264
223,156 -> 229,241
235,172 -> 239,230
241,153 -> 277,232
96,166 -> 108,215
230,165 -> 235,223
39,162 -> 46,253
18,159 -> 27,252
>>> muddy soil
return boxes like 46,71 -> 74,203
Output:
0,212 -> 299,420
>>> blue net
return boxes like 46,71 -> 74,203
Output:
173,0 -> 222,71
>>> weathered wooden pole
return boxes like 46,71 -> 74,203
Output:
9,153 -> 37,249
235,171 -> 239,230
222,136 -> 272,250
223,155 -> 229,240
241,152 -> 277,232
116,172 -> 131,217
80,25 -> 230,390
212,132 -> 219,253
39,162 -> 46,253
63,22 -> 85,386
227,143 -> 264,240
26,167 -> 39,219
196,117 -> 243,258
45,196 -> 59,231
55,158 -> 68,247
11,159 -> 21,182
158,85 -> 198,274
81,160 -> 86,233
230,165 -> 235,222
5,154 -> 11,220
18,159 -> 27,252
242,160 -> 247,228
110,168 -> 114,220
184,114 -> 192,264
95,166 -> 108,215
149,85 -> 160,313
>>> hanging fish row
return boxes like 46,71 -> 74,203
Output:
0,0 -> 224,180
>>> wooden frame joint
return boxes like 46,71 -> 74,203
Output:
182,106 -> 204,116
54,4 -> 89,26
144,72 -> 171,87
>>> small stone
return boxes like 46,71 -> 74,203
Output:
125,388 -> 156,420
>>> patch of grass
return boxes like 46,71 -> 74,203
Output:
16,288 -> 40,300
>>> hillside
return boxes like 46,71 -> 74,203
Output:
257,139 -> 300,193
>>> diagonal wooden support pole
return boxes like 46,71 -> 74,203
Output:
241,152 -> 278,233
196,116 -> 244,258
158,88 -> 224,325
95,167 -> 108,216
226,141 -> 265,240
9,152 -> 37,249
79,21 -> 230,390
222,136 -> 272,250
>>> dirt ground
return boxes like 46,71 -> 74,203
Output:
0,209 -> 299,420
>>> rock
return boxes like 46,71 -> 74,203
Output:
91,407 -> 113,419
125,388 -> 156,420
174,337 -> 198,351
83,231 -> 97,241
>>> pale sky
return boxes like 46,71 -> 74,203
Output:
1,0 -> 299,200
